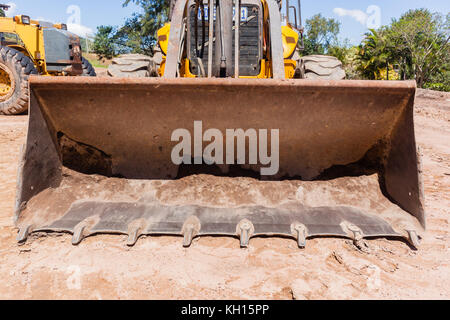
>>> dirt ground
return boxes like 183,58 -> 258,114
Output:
0,87 -> 448,300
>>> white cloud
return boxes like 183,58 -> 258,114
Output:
333,8 -> 368,25
334,6 -> 382,29
67,23 -> 94,38
5,2 -> 17,17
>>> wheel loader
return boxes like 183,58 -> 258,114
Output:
14,0 -> 424,250
0,14 -> 96,115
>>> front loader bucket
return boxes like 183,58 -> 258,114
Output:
15,77 -> 424,248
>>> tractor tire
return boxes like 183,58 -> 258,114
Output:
0,46 -> 38,115
301,55 -> 346,80
81,57 -> 97,77
107,54 -> 158,78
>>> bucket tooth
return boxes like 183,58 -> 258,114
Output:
181,216 -> 201,248
126,227 -> 140,247
349,225 -> 363,242
240,228 -> 250,248
126,219 -> 146,247
291,223 -> 308,248
72,225 -> 86,246
342,222 -> 368,250
237,219 -> 254,248
406,230 -> 420,249
17,225 -> 32,243
182,225 -> 194,248
71,216 -> 100,246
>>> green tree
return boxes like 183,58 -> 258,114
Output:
0,9 -> 5,18
328,40 -> 359,79
118,0 -> 170,55
356,28 -> 395,80
92,0 -> 170,58
303,14 -> 341,55
354,8 -> 450,87
388,9 -> 449,87
93,25 -> 118,60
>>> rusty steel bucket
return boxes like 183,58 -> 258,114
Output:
14,76 -> 424,248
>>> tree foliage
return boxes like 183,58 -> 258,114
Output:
328,41 -> 359,79
93,0 -> 169,59
92,25 -> 118,60
389,9 -> 449,87
356,28 -> 396,80
118,0 -> 170,55
356,9 -> 449,87
303,14 -> 341,55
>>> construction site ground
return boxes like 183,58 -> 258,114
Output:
0,85 -> 448,300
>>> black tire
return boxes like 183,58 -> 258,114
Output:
107,54 -> 157,78
0,46 -> 38,115
301,55 -> 346,80
81,57 -> 96,77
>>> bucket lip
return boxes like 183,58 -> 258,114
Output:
29,75 -> 417,92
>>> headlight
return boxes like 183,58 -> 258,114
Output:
21,15 -> 31,25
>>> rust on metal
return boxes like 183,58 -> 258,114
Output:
15,76 -> 424,247
62,34 -> 83,76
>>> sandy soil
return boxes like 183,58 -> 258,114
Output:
0,88 -> 448,300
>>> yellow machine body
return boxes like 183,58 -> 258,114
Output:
0,15 -> 81,76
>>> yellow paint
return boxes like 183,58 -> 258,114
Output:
158,59 -> 165,77
180,59 -> 197,78
53,23 -> 66,30
240,60 -> 270,79
284,59 -> 296,79
0,17 -> 48,74
0,66 -> 12,97
377,67 -> 400,81
281,26 -> 299,59
157,23 -> 170,56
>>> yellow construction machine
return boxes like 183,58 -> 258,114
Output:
0,13 -> 95,115
15,0 -> 424,249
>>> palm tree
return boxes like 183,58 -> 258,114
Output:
356,29 -> 394,80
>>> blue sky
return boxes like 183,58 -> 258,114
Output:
3,0 -> 449,44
